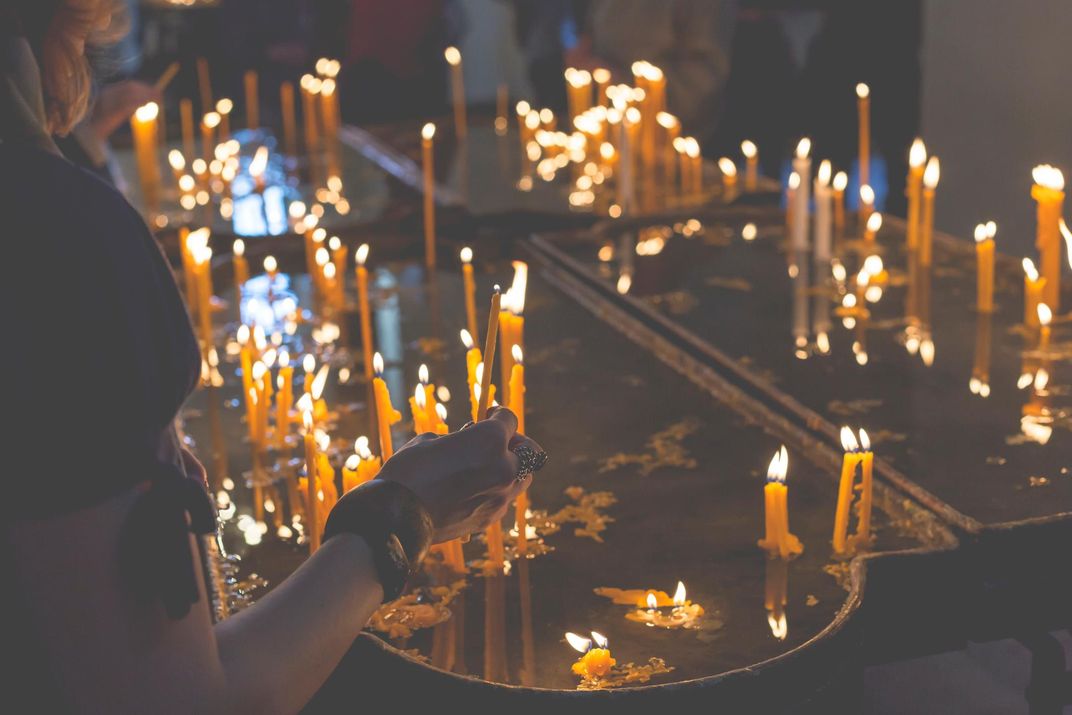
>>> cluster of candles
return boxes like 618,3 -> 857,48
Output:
128,57 -> 348,229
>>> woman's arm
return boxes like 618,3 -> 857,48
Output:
8,492 -> 383,715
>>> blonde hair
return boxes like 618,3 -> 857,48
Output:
37,0 -> 126,135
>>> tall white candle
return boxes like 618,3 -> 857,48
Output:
813,159 -> 832,263
791,138 -> 812,251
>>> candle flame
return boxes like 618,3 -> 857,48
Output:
413,364 -> 428,387
296,392 -> 313,414
460,329 -> 474,350
858,428 -> 871,452
435,402 -> 447,421
656,112 -> 678,130
1032,164 -> 1065,191
460,246 -> 473,264
352,243 -> 369,266
1038,303 -> 1053,326
421,122 -> 436,141
718,157 -> 737,177
251,361 -> 267,382
316,430 -> 330,451
344,454 -> 360,471
593,67 -> 610,84
202,111 -> 220,129
833,171 -> 848,192
766,445 -> 788,484
565,632 -> 592,654
684,136 -> 700,158
860,184 -> 875,205
909,138 -> 927,168
475,361 -> 484,384
923,157 -> 940,189
186,227 -> 210,252
795,137 -> 811,160
920,338 -> 935,366
444,46 -> 461,66
856,82 -> 870,99
263,255 -> 277,274
673,581 -> 686,607
303,354 -> 315,374
323,263 -> 336,280
168,150 -> 185,171
818,159 -> 832,185
1035,368 -> 1050,391
741,139 -> 757,159
646,592 -> 658,610
278,349 -> 290,368
135,101 -> 159,122
841,426 -> 859,452
742,223 -> 757,241
356,436 -> 371,458
373,352 -> 384,376
591,631 -> 608,649
1023,257 -> 1039,282
302,409 -> 313,431
509,261 -> 528,315
788,172 -> 800,190
328,236 -> 341,252
311,365 -> 330,400
768,612 -> 788,640
512,344 -> 523,364
215,97 -> 233,115
866,212 -> 883,233
414,384 -> 426,409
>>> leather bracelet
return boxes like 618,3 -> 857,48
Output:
322,479 -> 434,603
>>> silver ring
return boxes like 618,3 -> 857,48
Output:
512,445 -> 547,480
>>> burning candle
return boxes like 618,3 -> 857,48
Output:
685,137 -> 702,200
833,171 -> 848,235
859,184 -> 875,225
593,68 -> 611,106
626,582 -> 704,629
372,353 -> 401,459
1023,258 -> 1045,328
421,123 -> 437,270
498,262 -> 527,401
1038,303 -> 1053,351
302,409 -> 319,552
758,445 -> 802,559
905,139 -> 927,250
201,111 -> 220,162
461,329 -> 491,422
459,247 -> 478,339
280,81 -> 297,156
814,160 -> 832,262
920,157 -> 940,267
741,139 -> 758,190
718,157 -> 738,194
864,212 -> 882,243
187,228 -> 214,352
263,255 -> 278,287
1031,165 -> 1065,310
656,112 -> 680,189
509,344 -> 528,553
244,70 -> 259,128
130,102 -> 161,212
566,632 -> 616,683
786,172 -> 799,237
791,138 -> 811,251
856,83 -> 870,206
975,221 -> 996,313
354,244 -> 374,381
853,429 -> 874,547
215,98 -> 232,142
444,47 -> 467,141
495,83 -> 508,136
355,436 -> 382,483
833,426 -> 861,555
232,239 -> 249,295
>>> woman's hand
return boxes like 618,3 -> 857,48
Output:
375,407 -> 545,543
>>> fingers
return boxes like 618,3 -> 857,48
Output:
394,432 -> 440,455
504,434 -> 546,480
486,406 -> 518,443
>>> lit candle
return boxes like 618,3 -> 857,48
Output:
685,136 -> 702,200
243,69 -> 259,129
833,426 -> 861,555
975,221 -> 996,313
791,138 -> 811,251
657,112 -> 680,188
814,159 -> 832,262
130,102 -> 161,212
201,111 -> 220,162
342,454 -> 361,494
302,409 -> 319,553
214,98 -> 232,142
626,582 -> 704,629
354,244 -> 374,381
168,150 -> 185,185
856,82 -> 870,206
444,47 -> 467,141
180,98 -> 195,161
319,78 -> 341,179
422,122 -> 437,271
859,184 -> 875,224
459,246 -> 479,339
1023,258 -> 1046,329
263,254 -> 278,286
593,68 -> 611,106
833,171 -> 848,235
276,350 -> 293,448
906,139 -> 927,250
498,262 -> 527,402
718,157 -> 738,194
232,239 -> 249,295
187,228 -> 214,352
741,139 -> 758,191
1038,303 -> 1053,351
852,429 -> 873,547
566,632 -> 616,684
354,436 -> 382,483
758,445 -> 803,559
300,74 -> 320,157
920,157 -> 940,267
280,81 -> 297,157
864,212 -> 882,243
564,68 -> 593,126
461,329 -> 492,422
303,354 -> 315,396
372,353 -> 402,459
1031,165 -> 1065,310
786,172 -> 799,237
509,344 -> 527,554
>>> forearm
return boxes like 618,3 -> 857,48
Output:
214,534 -> 384,715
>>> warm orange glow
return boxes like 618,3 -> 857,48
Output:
512,344 -> 523,364
414,384 -> 427,409
135,102 -> 159,122
866,212 -> 883,233
421,122 -> 436,141
741,140 -> 757,159
460,329 -> 474,350
859,428 -> 871,451
1038,303 -> 1053,326
860,184 -> 875,205
263,255 -> 277,274
840,426 -> 859,452
215,97 -> 233,115
672,581 -> 687,607
718,158 -> 737,177
565,632 -> 591,653
168,150 -> 185,171
373,352 -> 385,376
249,146 -> 269,177
909,138 -> 927,168
460,246 -> 473,264
923,157 -> 940,189
303,354 -> 316,374
833,171 -> 848,192
656,112 -> 678,130
766,445 -> 788,483
233,238 -> 245,257
311,365 -> 330,400
817,159 -> 831,185
646,592 -> 658,610
856,82 -> 870,99
202,111 -> 221,129
1024,257 -> 1040,281
509,261 -> 528,314
788,172 -> 800,190
1032,164 -> 1065,191
795,137 -> 811,159
444,46 -> 461,66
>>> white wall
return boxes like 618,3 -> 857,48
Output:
921,0 -> 1072,255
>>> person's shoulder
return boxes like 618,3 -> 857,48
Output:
0,142 -> 146,245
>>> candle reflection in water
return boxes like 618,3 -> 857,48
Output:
765,556 -> 789,641
970,312 -> 992,398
